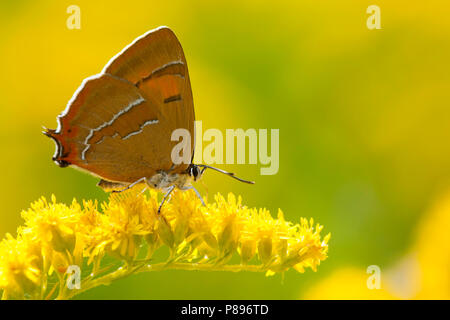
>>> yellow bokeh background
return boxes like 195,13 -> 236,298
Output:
0,0 -> 449,299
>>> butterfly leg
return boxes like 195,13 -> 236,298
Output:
180,185 -> 205,206
112,177 -> 147,193
139,186 -> 148,195
158,185 -> 176,214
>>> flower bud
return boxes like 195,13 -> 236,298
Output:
240,240 -> 256,264
156,216 -> 174,249
258,237 -> 273,265
50,225 -> 75,253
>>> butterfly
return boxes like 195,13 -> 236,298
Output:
44,26 -> 253,212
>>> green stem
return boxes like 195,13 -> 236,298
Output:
62,262 -> 267,299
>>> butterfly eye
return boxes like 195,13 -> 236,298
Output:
189,166 -> 200,180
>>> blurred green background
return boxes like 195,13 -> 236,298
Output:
0,0 -> 449,299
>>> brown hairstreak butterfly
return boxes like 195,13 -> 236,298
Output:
43,26 -> 253,212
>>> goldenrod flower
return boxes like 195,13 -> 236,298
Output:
0,189 -> 330,300
0,234 -> 41,299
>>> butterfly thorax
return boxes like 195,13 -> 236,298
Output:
149,164 -> 203,190
147,170 -> 193,190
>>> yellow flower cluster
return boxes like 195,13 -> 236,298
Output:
0,189 -> 329,300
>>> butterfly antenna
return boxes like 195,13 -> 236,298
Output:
196,164 -> 255,184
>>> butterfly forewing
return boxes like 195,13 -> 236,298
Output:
46,26 -> 195,184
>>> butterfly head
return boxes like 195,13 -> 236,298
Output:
188,164 -> 205,182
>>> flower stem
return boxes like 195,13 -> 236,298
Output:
62,263 -> 267,299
